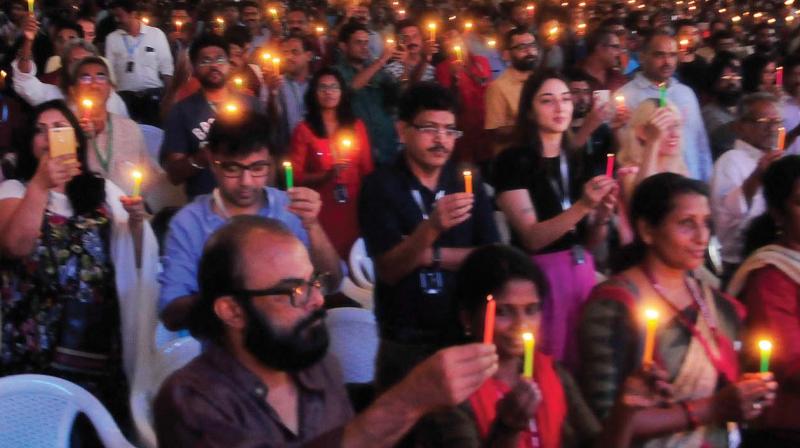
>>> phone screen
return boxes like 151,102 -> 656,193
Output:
48,127 -> 77,159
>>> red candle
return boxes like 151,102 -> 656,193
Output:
605,153 -> 615,178
777,66 -> 784,87
483,295 -> 496,344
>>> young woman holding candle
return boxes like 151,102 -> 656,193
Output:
289,67 -> 374,258
0,100 -> 159,437
493,70 -> 618,369
727,156 -> 800,446
579,173 -> 777,447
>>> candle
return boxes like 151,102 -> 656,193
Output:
223,103 -> 238,115
777,126 -> 786,151
339,136 -> 353,161
398,9 -> 406,18
27,0 -> 34,12
548,25 -> 559,40
658,83 -> 667,107
522,332 -> 535,379
80,98 -> 93,119
777,66 -> 784,87
577,22 -> 587,35
487,39 -> 496,48
427,22 -> 437,41
131,169 -> 143,197
526,4 -> 535,16
175,20 -> 183,32
142,16 -> 150,25
759,339 -> 773,373
316,25 -> 325,36
483,295 -> 496,344
605,153 -> 615,178
615,94 -> 625,108
643,309 -> 660,366
453,45 -> 463,62
283,161 -> 294,189
386,37 -> 395,46
233,77 -> 243,90
464,21 -> 473,31
269,7 -> 278,19
272,57 -> 281,76
463,170 -> 473,194
216,16 -> 225,32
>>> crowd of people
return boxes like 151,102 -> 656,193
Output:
1,0 -> 800,446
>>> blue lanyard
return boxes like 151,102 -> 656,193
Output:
0,94 -> 8,123
122,33 -> 144,59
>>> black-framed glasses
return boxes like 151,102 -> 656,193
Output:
213,160 -> 271,178
231,272 -> 331,307
410,124 -> 463,139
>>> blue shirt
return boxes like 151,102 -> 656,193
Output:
279,77 -> 309,135
158,187 -> 310,312
615,72 -> 713,181
466,34 -> 507,80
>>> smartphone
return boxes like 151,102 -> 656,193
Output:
48,127 -> 77,158
593,90 -> 610,104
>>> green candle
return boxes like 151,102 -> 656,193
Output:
759,340 -> 772,373
283,161 -> 294,189
659,83 -> 667,107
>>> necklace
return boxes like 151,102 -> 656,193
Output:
92,117 -> 114,173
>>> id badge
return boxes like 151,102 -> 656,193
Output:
419,269 -> 444,295
126,61 -> 135,72
334,183 -> 349,203
571,245 -> 585,265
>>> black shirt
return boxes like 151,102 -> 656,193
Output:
493,145 -> 590,254
358,154 -> 499,344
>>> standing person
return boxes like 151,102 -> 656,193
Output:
701,52 -> 742,160
464,5 -> 507,80
575,28 -> 628,92
290,68 -> 374,259
160,34 -> 258,200
335,22 -> 399,166
579,173 -> 777,447
484,27 -> 539,157
240,0 -> 270,53
383,20 -> 438,86
779,57 -> 800,154
492,70 -> 617,369
615,31 -> 712,182
271,35 -> 314,151
676,20 -> 710,97
359,83 -> 499,390
741,54 -> 778,96
0,100 -> 158,435
106,0 -> 174,125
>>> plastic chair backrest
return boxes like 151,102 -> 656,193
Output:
0,374 -> 135,448
325,307 -> 379,384
348,238 -> 375,289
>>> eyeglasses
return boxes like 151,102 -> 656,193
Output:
720,74 -> 742,81
746,117 -> 783,127
510,42 -> 537,51
318,83 -> 341,92
411,124 -> 463,139
213,160 -> 271,178
78,74 -> 110,85
198,56 -> 229,67
231,272 -> 331,307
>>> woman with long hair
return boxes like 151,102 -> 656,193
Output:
289,67 -> 374,258
492,69 -> 617,369
728,155 -> 800,447
579,173 -> 777,447
0,100 -> 158,428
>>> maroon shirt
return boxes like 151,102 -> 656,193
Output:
154,343 -> 354,447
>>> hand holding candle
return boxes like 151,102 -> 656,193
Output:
643,308 -> 660,366
453,45 -> 463,63
463,170 -> 473,194
483,295 -> 495,344
283,161 -> 294,189
658,83 -> 667,107
759,339 -> 772,373
131,169 -> 143,198
80,98 -> 93,119
522,332 -> 535,379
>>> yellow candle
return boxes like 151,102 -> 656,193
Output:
643,309 -> 660,366
427,22 -> 437,41
80,98 -> 93,119
27,0 -> 34,12
522,332 -> 535,379
759,340 -> 773,373
777,126 -> 786,151
453,45 -> 463,62
131,170 -> 143,197
272,57 -> 281,76
463,170 -> 473,194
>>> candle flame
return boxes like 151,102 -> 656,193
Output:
759,340 -> 773,351
342,138 -> 352,148
526,4 -> 534,10
132,170 -> 143,180
216,17 -> 224,24
316,26 -> 325,34
262,52 -> 272,61
465,21 -> 473,29
487,39 -> 496,47
142,17 -> 150,25
615,95 -> 625,103
282,161 -> 292,168
486,294 -> 493,302
463,169 -> 472,176
81,98 -> 93,109
234,77 -> 243,86
549,26 -> 559,35
522,332 -> 534,341
224,103 -> 238,113
428,22 -> 436,30
644,309 -> 660,321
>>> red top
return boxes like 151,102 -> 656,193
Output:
435,54 -> 493,163
743,265 -> 800,430
290,120 -> 374,258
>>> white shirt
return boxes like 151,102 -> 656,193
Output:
105,23 -> 174,92
10,59 -> 130,117
710,139 -> 767,264
782,96 -> 800,155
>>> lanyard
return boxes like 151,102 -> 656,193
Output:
92,118 -> 114,173
0,95 -> 8,123
548,151 -> 571,211
122,33 -> 144,59
411,189 -> 445,220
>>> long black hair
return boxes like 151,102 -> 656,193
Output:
513,69 -> 572,167
14,100 -> 105,216
743,155 -> 800,257
610,173 -> 709,273
303,67 -> 356,138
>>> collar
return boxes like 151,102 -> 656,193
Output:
733,138 -> 768,157
632,72 -> 673,90
394,150 -> 457,193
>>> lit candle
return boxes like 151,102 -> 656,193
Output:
27,0 -> 34,12
777,126 -> 786,151
759,339 -> 773,373
777,66 -> 784,87
577,22 -> 587,35
316,25 -> 325,36
80,98 -> 93,119
261,52 -> 272,69
269,7 -> 278,19
526,4 -> 535,16
216,16 -> 225,32
175,20 -> 183,32
522,332 -> 535,379
131,169 -> 143,197
283,161 -> 294,189
487,39 -> 496,48
643,309 -> 660,366
339,136 -> 353,161
224,103 -> 238,115
605,153 -> 615,178
548,25 -> 559,40
272,57 -> 281,76
398,9 -> 406,18
679,38 -> 689,52
386,37 -> 395,46
463,170 -> 473,194
142,16 -> 150,25
483,295 -> 496,344
453,45 -> 463,62
658,83 -> 667,107
615,94 -> 625,109
233,77 -> 243,90
464,21 -> 473,31
427,22 -> 437,41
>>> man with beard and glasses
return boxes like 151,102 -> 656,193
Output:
359,83 -> 499,391
485,27 -> 539,156
158,113 -> 342,331
615,30 -> 713,182
160,34 -> 259,200
702,52 -> 743,160
711,93 -> 785,285
576,29 -> 628,92
155,216 -> 498,447
566,70 -> 620,177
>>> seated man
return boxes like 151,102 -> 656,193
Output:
158,113 -> 342,331
155,216 -> 498,447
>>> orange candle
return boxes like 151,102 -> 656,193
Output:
777,126 -> 786,151
80,98 -> 93,119
483,295 -> 496,344
643,309 -> 660,366
427,22 -> 437,41
175,20 -> 183,32
272,57 -> 281,76
463,170 -> 473,193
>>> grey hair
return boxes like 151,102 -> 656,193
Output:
737,92 -> 778,119
61,38 -> 99,62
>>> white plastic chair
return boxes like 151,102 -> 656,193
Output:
0,374 -> 135,448
326,307 -> 379,384
130,336 -> 201,448
340,276 -> 374,310
348,238 -> 375,289
138,124 -> 187,213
